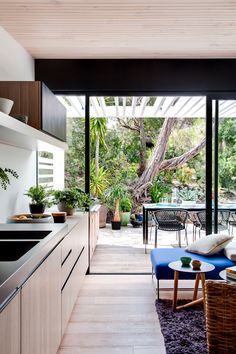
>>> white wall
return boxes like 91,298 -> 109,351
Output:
0,27 -> 36,221
0,26 -> 34,80
0,144 -> 36,222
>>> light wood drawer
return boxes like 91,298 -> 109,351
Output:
61,247 -> 88,335
61,224 -> 81,264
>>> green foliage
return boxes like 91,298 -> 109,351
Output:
149,175 -> 171,203
0,168 -> 18,190
218,118 -> 236,191
25,186 -> 52,206
52,188 -> 92,209
65,118 -> 85,189
90,162 -> 109,199
120,196 -> 132,212
175,164 -> 196,185
105,185 -> 126,207
90,117 -> 107,147
178,187 -> 203,201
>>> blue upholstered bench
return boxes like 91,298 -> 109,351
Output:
151,248 -> 236,298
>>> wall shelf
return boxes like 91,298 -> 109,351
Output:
0,112 -> 67,151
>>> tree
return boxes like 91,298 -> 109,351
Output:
132,117 -> 206,200
90,118 -> 107,177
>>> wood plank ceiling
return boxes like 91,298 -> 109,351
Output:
0,0 -> 236,59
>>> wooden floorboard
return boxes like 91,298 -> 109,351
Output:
58,275 -> 167,354
58,226 -> 197,354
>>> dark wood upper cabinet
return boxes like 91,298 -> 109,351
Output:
0,81 -> 66,141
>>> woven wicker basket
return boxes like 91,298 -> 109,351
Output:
205,280 -> 236,354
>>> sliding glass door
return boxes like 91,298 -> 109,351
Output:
211,98 -> 236,235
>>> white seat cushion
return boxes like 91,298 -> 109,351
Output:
185,233 -> 233,255
224,242 -> 236,261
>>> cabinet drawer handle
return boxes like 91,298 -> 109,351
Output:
61,249 -> 72,266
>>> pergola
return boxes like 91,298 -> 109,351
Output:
57,96 -> 236,119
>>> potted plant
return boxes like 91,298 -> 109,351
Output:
106,185 -> 125,230
52,188 -> 91,216
178,187 -> 200,206
24,185 -> 52,214
130,214 -> 142,228
90,164 -> 109,228
149,176 -> 171,203
120,196 -> 132,226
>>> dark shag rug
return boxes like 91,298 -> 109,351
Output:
155,299 -> 207,354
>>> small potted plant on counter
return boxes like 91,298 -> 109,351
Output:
120,196 -> 132,226
52,187 -> 91,216
24,185 -> 52,214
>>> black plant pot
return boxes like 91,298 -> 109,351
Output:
111,221 -> 121,230
29,203 -> 45,214
131,220 -> 142,228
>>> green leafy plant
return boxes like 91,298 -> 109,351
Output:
178,187 -> 201,201
52,188 -> 92,209
120,196 -> 132,212
90,163 -> 109,199
0,167 -> 18,190
105,185 -> 126,222
24,185 -> 52,206
149,176 -> 171,203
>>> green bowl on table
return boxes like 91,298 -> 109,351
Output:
180,256 -> 192,267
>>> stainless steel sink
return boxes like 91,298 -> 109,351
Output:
0,241 -> 39,261
0,230 -> 51,240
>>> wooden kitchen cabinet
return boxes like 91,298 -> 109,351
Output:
0,81 -> 66,141
90,206 -> 100,260
61,212 -> 89,335
21,245 -> 61,354
0,292 -> 20,354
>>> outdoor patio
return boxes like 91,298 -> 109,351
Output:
90,223 -> 201,274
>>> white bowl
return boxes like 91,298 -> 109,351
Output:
0,97 -> 14,115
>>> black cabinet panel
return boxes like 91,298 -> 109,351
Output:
42,83 -> 66,141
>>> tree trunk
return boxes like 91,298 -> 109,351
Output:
137,118 -> 146,177
159,138 -> 206,171
113,199 -> 120,221
134,117 -> 176,198
95,134 -> 99,177
133,117 -> 206,200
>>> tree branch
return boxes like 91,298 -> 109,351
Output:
159,138 -> 206,171
117,118 -> 140,132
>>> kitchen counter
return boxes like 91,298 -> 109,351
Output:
0,223 -> 68,311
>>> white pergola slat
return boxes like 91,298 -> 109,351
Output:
57,95 -> 236,119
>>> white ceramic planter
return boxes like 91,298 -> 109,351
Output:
0,97 -> 14,114
181,200 -> 196,206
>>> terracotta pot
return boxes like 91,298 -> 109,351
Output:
99,204 -> 107,228
57,201 -> 75,216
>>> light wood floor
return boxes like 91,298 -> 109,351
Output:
58,275 -> 167,354
58,225 -> 198,354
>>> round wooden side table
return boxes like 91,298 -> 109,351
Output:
168,260 -> 215,311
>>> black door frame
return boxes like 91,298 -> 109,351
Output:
60,91 -> 236,237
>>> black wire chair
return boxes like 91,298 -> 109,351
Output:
229,211 -> 236,236
196,210 -> 230,237
188,211 -> 201,242
152,209 -> 188,248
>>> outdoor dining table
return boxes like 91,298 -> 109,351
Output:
142,202 -> 236,253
